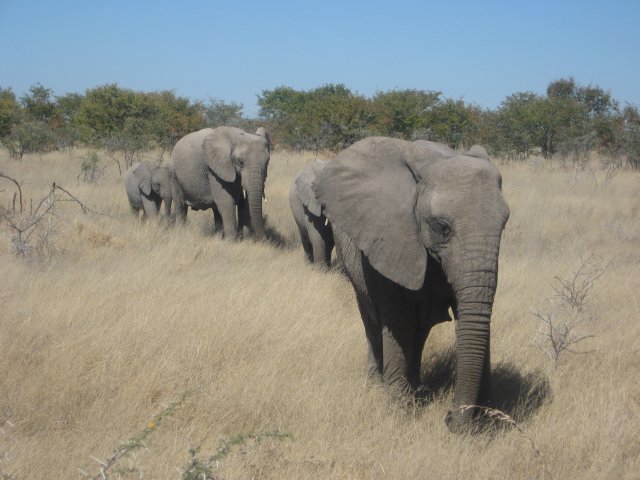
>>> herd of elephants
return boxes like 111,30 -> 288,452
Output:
124,126 -> 510,433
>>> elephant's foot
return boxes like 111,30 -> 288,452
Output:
444,405 -> 478,433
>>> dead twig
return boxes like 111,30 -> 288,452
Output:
461,405 -> 550,479
51,183 -> 121,218
0,172 -> 23,213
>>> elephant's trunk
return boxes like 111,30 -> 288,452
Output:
163,196 -> 172,218
244,166 -> 266,239
445,235 -> 501,432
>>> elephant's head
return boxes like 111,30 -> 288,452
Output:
314,137 -> 509,431
149,166 -> 174,213
295,159 -> 329,218
204,126 -> 271,238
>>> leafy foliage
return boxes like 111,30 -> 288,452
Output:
259,83 -> 373,150
493,78 -> 621,160
203,97 -> 244,128
0,87 -> 19,138
0,79 -> 637,167
370,89 -> 440,139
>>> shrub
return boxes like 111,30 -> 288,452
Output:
78,151 -> 105,184
533,255 -> 608,368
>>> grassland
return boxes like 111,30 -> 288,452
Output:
0,147 -> 639,479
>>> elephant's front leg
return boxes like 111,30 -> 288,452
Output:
381,327 -> 413,392
209,175 -> 238,240
163,197 -> 172,218
379,302 -> 418,393
212,205 -> 223,233
141,196 -> 159,219
309,230 -> 329,267
237,196 -> 251,238
408,324 -> 432,389
356,295 -> 382,379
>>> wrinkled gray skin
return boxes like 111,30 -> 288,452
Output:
289,159 -> 335,266
313,138 -> 509,432
124,161 -> 181,220
171,126 -> 270,239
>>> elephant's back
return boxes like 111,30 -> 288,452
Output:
172,129 -> 213,170
171,129 -> 215,207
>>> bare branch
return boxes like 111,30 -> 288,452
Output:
51,183 -> 120,218
460,404 -> 548,480
532,254 -> 608,368
0,172 -> 23,213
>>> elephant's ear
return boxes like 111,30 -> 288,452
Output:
203,131 -> 237,182
295,161 -> 326,217
255,127 -> 271,151
464,145 -> 490,160
313,138 -> 427,290
135,163 -> 152,196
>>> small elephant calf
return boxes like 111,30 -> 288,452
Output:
124,161 -> 181,220
289,159 -> 334,266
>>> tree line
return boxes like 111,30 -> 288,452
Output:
1,78 -> 639,168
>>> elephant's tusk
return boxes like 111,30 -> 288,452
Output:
263,192 -> 267,203
243,188 -> 247,200
325,218 -> 329,226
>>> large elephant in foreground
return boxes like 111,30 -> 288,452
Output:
313,138 -> 510,432
171,126 -> 270,239
289,159 -> 334,266
124,161 -> 182,220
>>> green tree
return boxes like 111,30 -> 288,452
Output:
0,87 -> 20,139
621,104 -> 640,168
370,89 -> 441,139
427,98 -> 478,149
258,84 -> 373,150
55,92 -> 83,152
21,83 -> 57,123
493,92 -> 543,159
79,84 -> 154,171
546,77 -> 620,156
146,90 -> 204,157
304,84 -> 373,150
203,98 -> 243,128
78,83 -> 138,142
4,118 -> 55,159
257,86 -> 307,147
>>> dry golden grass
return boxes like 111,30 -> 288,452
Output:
0,148 -> 639,479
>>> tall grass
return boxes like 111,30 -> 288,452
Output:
1,149 -> 639,479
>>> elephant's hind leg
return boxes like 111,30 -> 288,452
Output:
129,202 -> 141,218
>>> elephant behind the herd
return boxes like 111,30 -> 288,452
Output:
313,137 -> 509,432
124,161 -> 182,220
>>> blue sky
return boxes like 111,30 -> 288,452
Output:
1,0 -> 638,117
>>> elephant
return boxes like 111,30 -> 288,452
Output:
171,126 -> 270,239
124,161 -> 182,220
289,159 -> 334,266
313,137 -> 510,432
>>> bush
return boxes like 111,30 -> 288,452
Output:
78,151 -> 105,184
533,255 -> 608,368
3,119 -> 56,159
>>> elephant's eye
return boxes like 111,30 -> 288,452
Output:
431,218 -> 452,238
